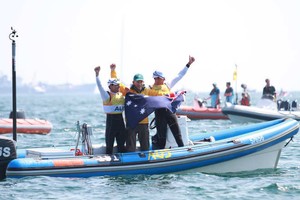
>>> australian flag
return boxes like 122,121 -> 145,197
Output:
125,91 -> 185,129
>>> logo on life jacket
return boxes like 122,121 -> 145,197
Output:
114,106 -> 124,112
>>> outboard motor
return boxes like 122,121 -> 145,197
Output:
292,100 -> 298,111
0,136 -> 17,180
283,100 -> 290,111
9,110 -> 26,119
277,100 -> 291,111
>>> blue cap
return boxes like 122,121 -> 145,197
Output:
153,71 -> 165,79
107,78 -> 120,85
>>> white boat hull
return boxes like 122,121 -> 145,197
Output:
222,103 -> 300,123
196,141 -> 283,173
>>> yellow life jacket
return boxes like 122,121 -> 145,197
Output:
148,84 -> 171,96
103,92 -> 125,114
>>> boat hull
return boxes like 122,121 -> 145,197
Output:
195,141 -> 283,173
222,104 -> 300,123
5,118 -> 299,178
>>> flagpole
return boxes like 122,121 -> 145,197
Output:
234,64 -> 238,105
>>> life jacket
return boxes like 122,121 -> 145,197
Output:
103,92 -> 125,114
129,84 -> 146,94
241,97 -> 250,106
148,84 -> 171,96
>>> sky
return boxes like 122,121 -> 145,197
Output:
1,0 -> 300,93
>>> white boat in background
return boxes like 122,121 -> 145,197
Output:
222,97 -> 300,123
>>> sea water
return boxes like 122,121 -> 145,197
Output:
0,91 -> 300,200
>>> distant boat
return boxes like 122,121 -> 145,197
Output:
222,97 -> 300,123
0,118 -> 52,135
0,111 -> 52,135
176,98 -> 228,120
32,85 -> 46,93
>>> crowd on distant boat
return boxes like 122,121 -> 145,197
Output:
206,78 -> 278,108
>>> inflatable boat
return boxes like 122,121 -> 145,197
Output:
0,118 -> 52,135
176,98 -> 228,120
222,98 -> 300,123
1,117 -> 298,179
0,111 -> 52,134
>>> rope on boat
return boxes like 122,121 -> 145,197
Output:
150,117 -> 156,129
284,136 -> 294,147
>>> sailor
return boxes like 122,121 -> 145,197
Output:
262,78 -> 276,100
224,82 -> 234,104
94,66 -> 126,154
110,64 -> 152,152
209,83 -> 220,108
149,55 -> 195,149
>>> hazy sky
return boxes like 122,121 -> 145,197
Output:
1,0 -> 300,92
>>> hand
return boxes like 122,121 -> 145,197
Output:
94,66 -> 100,77
110,63 -> 116,71
188,55 -> 195,65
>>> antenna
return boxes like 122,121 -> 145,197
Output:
9,27 -> 18,141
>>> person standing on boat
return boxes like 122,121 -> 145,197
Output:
240,92 -> 250,106
110,64 -> 152,152
241,83 -> 251,106
209,83 -> 220,108
262,78 -> 276,100
94,66 -> 126,154
224,82 -> 234,104
149,55 -> 195,149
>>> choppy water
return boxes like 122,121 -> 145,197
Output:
0,91 -> 300,200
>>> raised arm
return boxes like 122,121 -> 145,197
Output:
109,63 -> 128,95
94,66 -> 110,101
169,55 -> 195,89
110,63 -> 117,78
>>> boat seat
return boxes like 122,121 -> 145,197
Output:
165,116 -> 192,148
26,148 -> 75,159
